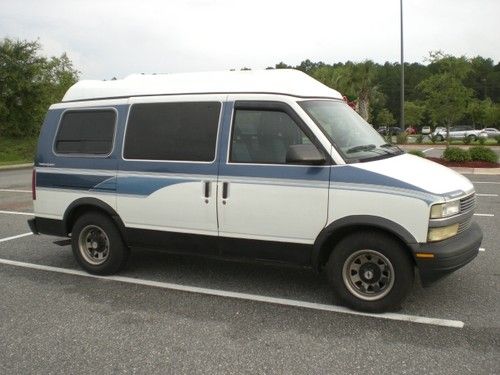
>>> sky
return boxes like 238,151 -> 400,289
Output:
1,0 -> 499,80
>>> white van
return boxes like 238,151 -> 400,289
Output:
28,69 -> 482,312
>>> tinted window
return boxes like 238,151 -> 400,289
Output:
55,110 -> 116,154
230,109 -> 312,164
124,102 -> 221,161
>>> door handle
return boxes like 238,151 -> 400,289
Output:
222,182 -> 229,199
204,181 -> 210,198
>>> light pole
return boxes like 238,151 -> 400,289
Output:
400,0 -> 404,130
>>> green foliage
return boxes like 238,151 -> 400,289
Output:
478,137 -> 486,145
404,101 -> 425,127
462,136 -> 473,145
396,132 -> 408,145
418,73 -> 473,131
495,135 -> 500,145
375,108 -> 395,127
468,146 -> 498,163
416,134 -> 424,144
0,137 -> 37,165
0,38 -> 79,137
408,150 -> 425,157
443,147 -> 471,162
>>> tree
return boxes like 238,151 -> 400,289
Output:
467,99 -> 492,128
404,101 -> 425,128
0,38 -> 79,137
376,108 -> 396,127
418,73 -> 473,143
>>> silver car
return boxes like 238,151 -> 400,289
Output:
433,125 -> 487,142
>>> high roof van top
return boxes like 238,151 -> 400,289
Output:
61,69 -> 343,102
28,69 -> 482,312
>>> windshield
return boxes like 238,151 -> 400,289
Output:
299,100 -> 403,163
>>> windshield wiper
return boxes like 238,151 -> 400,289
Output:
380,143 -> 404,154
346,144 -> 376,154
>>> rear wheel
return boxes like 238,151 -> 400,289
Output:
71,212 -> 129,275
326,231 -> 414,312
467,135 -> 476,142
436,134 -> 444,142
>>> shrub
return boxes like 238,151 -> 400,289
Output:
495,135 -> 500,145
396,132 -> 408,145
478,137 -> 486,145
462,136 -> 473,145
469,146 -> 498,163
408,150 -> 425,157
443,147 -> 471,162
416,134 -> 424,144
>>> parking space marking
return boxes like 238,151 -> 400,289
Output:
0,257 -> 464,329
0,189 -> 31,193
479,248 -> 485,252
474,213 -> 495,217
422,148 -> 434,153
0,210 -> 34,216
476,193 -> 498,197
0,233 -> 33,243
471,181 -> 500,185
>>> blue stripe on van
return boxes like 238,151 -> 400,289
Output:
116,176 -> 190,196
37,173 -> 113,191
330,165 -> 428,193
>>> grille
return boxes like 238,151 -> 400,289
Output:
460,194 -> 475,213
457,216 -> 472,234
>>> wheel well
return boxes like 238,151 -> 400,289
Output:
316,225 -> 416,271
65,204 -> 123,236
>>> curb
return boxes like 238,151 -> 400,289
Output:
0,163 -> 33,171
450,167 -> 500,175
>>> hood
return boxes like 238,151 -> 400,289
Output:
351,153 -> 474,197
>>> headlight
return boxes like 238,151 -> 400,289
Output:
430,201 -> 460,218
427,224 -> 459,242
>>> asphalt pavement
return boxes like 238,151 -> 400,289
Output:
0,169 -> 498,374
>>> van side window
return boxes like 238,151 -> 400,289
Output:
124,102 -> 221,162
55,110 -> 116,155
230,109 -> 312,164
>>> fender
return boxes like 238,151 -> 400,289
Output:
312,215 -> 419,271
63,197 -> 126,235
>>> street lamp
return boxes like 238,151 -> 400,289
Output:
400,0 -> 404,130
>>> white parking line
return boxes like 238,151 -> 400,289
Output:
0,189 -> 31,193
0,257 -> 464,329
471,181 -> 500,185
0,210 -> 34,216
479,248 -> 485,252
476,193 -> 498,197
0,233 -> 33,243
422,148 -> 434,153
474,213 -> 495,217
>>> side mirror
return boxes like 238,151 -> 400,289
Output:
286,144 -> 326,165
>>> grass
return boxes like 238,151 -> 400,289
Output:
0,137 -> 37,166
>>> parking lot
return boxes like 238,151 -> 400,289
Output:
0,168 -> 498,374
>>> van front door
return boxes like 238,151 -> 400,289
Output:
217,100 -> 331,265
117,97 -> 223,254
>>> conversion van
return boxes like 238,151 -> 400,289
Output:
28,69 -> 482,312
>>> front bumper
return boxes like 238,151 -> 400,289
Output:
414,222 -> 482,286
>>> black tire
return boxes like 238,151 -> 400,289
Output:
71,212 -> 129,275
467,135 -> 476,142
436,135 -> 444,142
326,231 -> 414,313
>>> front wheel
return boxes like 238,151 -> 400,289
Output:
326,232 -> 414,312
71,212 -> 129,275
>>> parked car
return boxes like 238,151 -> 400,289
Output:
28,69 -> 482,313
480,128 -> 500,137
421,126 -> 431,135
378,126 -> 403,136
433,125 -> 488,142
